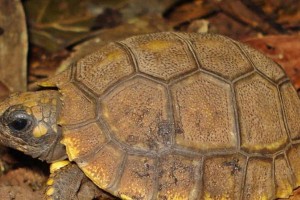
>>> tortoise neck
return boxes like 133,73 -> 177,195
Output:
44,125 -> 67,162
42,91 -> 67,163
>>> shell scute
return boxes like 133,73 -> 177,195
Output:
157,153 -> 201,200
235,74 -> 288,153
280,82 -> 300,140
59,83 -> 96,125
243,158 -> 273,199
80,143 -> 124,190
101,77 -> 170,152
121,32 -> 198,82
203,154 -> 246,199
176,33 -> 254,80
238,42 -> 286,82
171,72 -> 236,151
62,122 -> 107,161
116,155 -> 156,200
76,43 -> 135,96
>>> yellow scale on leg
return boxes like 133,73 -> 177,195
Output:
46,160 -> 71,199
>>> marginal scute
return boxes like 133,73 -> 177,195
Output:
235,74 -> 288,153
121,32 -> 198,81
171,72 -> 236,151
116,155 -> 155,199
76,43 -> 135,96
59,83 -> 96,125
274,155 -> 294,198
243,158 -> 273,200
80,144 -> 124,190
176,32 -> 253,80
238,42 -> 286,82
62,122 -> 107,161
280,82 -> 300,140
101,77 -> 170,152
287,144 -> 300,186
157,153 -> 201,199
203,154 -> 246,199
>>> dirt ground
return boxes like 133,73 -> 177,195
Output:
0,148 -> 46,199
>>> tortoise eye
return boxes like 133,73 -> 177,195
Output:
7,112 -> 33,133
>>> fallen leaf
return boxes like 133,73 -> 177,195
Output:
24,0 -> 123,52
213,0 -> 283,34
0,0 -> 27,99
164,0 -> 217,27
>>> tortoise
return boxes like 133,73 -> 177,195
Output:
0,32 -> 299,200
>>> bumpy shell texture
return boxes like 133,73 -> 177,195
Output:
45,32 -> 300,199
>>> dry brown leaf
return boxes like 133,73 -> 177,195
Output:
213,0 -> 281,34
0,0 -> 27,99
24,0 -> 124,52
206,12 -> 258,39
165,0 -> 217,26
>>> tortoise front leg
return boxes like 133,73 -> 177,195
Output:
45,161 -> 102,200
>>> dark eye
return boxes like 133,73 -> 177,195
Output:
8,112 -> 33,133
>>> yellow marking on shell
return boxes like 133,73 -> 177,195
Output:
120,194 -> 133,200
50,160 -> 70,173
46,178 -> 54,186
102,106 -> 110,118
297,179 -> 300,188
169,195 -> 187,200
47,198 -> 53,200
204,192 -> 231,200
261,195 -> 268,200
243,138 -> 287,152
94,51 -> 121,69
204,193 -> 213,200
143,40 -> 171,51
61,137 -> 79,161
46,187 -> 54,196
159,191 -> 188,200
33,123 -> 48,138
276,179 -> 293,198
81,167 -> 110,189
102,106 -> 117,132
107,51 -> 121,61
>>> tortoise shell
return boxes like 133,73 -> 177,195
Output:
45,32 -> 300,199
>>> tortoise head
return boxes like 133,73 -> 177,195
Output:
0,90 -> 66,162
